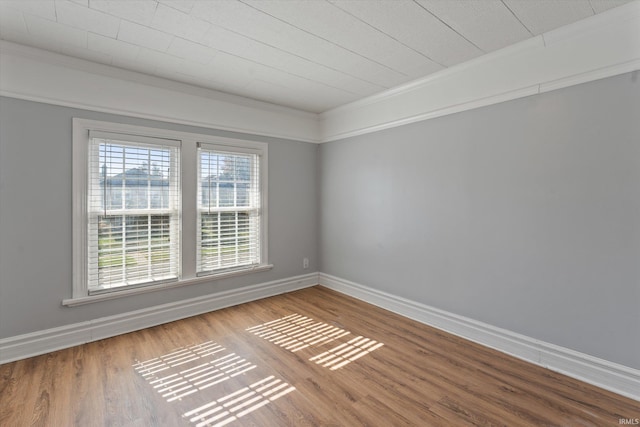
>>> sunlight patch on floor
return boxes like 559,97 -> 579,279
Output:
246,313 -> 351,352
133,342 -> 256,402
133,340 -> 297,426
310,335 -> 384,370
247,313 -> 384,370
183,375 -> 296,427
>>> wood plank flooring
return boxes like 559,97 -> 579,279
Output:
1,286 -> 638,426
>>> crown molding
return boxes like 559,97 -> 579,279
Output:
1,1 -> 638,144
320,0 -> 640,142
0,41 -> 321,143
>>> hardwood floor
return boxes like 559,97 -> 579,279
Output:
1,286 -> 638,426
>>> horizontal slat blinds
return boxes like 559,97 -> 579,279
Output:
88,136 -> 180,292
197,144 -> 261,274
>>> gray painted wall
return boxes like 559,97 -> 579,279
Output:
2,73 -> 639,371
319,72 -> 640,369
0,97 -> 318,339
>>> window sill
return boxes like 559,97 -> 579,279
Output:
62,264 -> 274,307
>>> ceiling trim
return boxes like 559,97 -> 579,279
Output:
320,1 -> 640,142
1,1 -> 638,145
0,41 -> 321,143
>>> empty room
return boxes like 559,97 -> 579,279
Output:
0,0 -> 639,425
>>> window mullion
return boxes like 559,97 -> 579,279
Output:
179,138 -> 196,280
147,150 -> 152,280
147,214 -> 151,280
235,212 -> 238,266
121,213 -> 126,286
216,155 -> 221,270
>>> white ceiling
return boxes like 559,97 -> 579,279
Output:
0,0 -> 633,113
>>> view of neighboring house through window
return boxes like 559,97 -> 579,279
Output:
88,134 -> 180,292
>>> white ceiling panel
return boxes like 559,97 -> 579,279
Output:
2,27 -> 110,67
416,0 -> 532,52
149,3 -> 210,43
116,20 -> 173,52
331,0 -> 482,68
191,0 -> 407,88
243,0 -> 443,77
589,0 -> 633,12
23,14 -> 87,49
134,47 -> 241,94
191,50 -> 356,112
135,46 -> 207,78
55,40 -> 112,65
158,0 -> 195,15
89,0 -> 158,26
210,49 -> 358,100
0,0 -> 633,112
0,5 -> 28,39
503,0 -> 594,35
54,0 -> 120,38
0,0 -> 57,21
88,32 -> 140,64
200,25 -> 385,96
166,37 -> 215,65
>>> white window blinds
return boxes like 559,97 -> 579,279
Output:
88,134 -> 180,292
197,144 -> 262,274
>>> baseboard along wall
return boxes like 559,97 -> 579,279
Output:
0,273 -> 318,365
318,273 -> 640,402
1,271 -> 637,401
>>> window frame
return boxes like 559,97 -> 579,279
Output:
69,118 -> 271,306
196,142 -> 265,276
87,134 -> 182,294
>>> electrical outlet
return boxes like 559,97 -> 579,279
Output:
303,257 -> 309,269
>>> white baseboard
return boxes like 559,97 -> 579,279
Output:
3,271 -> 637,401
0,272 -> 319,365
319,273 -> 640,401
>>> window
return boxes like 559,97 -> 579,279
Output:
88,133 -> 180,292
198,144 -> 262,274
71,119 -> 270,304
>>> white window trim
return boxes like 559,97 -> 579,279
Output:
68,118 -> 271,306
196,142 -> 263,276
